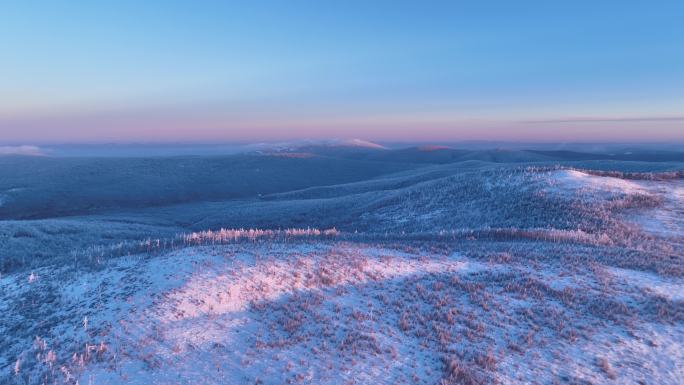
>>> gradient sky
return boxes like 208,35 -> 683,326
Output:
1,0 -> 683,143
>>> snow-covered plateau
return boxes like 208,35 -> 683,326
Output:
1,151 -> 682,385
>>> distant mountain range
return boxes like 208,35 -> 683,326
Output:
264,140 -> 684,164
3,139 -> 682,159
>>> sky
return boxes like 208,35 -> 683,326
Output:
1,0 -> 683,144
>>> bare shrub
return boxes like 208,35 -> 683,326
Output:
596,356 -> 616,379
441,356 -> 491,385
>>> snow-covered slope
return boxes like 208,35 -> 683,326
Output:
1,158 -> 683,385
3,238 -> 682,385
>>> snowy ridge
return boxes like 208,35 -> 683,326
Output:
1,161 -> 683,385
3,239 -> 682,384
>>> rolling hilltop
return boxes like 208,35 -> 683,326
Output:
1,143 -> 683,384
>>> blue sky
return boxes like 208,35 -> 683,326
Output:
1,1 -> 683,143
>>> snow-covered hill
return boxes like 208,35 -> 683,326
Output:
1,155 -> 683,384
3,236 -> 682,384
